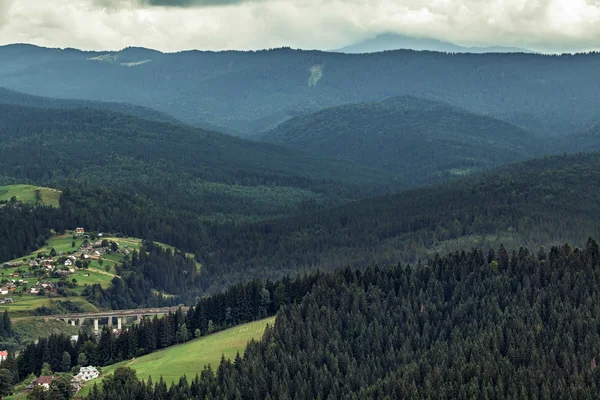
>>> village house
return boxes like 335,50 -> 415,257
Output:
0,350 -> 7,362
36,375 -> 58,390
41,281 -> 55,289
29,287 -> 39,294
0,287 -> 9,295
74,366 -> 99,382
75,227 -> 85,235
71,376 -> 83,393
64,259 -> 73,267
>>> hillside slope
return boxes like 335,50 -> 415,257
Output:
261,96 -> 538,184
199,152 -> 600,286
0,87 -> 180,125
0,44 -> 598,136
0,104 -> 402,217
554,121 -> 600,153
77,317 -> 274,397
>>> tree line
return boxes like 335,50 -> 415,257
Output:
9,272 -> 318,381
83,239 -> 600,399
4,153 -> 600,300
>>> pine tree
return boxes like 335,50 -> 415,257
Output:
61,351 -> 71,372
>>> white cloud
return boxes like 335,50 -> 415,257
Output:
0,0 -> 600,53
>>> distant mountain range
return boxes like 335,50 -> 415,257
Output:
335,33 -> 534,54
260,96 -> 538,186
1,43 -> 598,138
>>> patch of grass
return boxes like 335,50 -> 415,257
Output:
0,296 -> 98,317
37,235 -> 85,255
0,184 -> 61,207
0,296 -> 54,316
77,317 -> 275,397
70,271 -> 114,294
12,318 -> 78,343
103,237 -> 143,253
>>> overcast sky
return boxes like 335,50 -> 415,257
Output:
0,0 -> 599,53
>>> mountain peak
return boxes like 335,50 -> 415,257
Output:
336,33 -> 533,54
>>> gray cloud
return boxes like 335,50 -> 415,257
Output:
1,0 -> 600,53
0,0 -> 15,27
141,0 -> 252,6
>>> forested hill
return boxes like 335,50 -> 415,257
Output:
2,44 -> 600,135
261,96 -> 538,183
0,87 -> 180,125
555,121 -> 600,154
0,104 -> 403,217
199,152 -> 600,287
86,241 -> 600,399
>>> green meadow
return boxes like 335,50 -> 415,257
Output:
0,184 -> 61,207
77,317 -> 275,397
0,296 -> 99,318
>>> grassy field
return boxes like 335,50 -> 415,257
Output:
12,318 -> 79,343
39,235 -> 86,255
0,296 -> 99,317
0,184 -> 61,207
77,317 -> 275,397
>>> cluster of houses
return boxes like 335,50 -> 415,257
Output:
0,228 -> 127,297
0,276 -> 58,296
25,366 -> 100,394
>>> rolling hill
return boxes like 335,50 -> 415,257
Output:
0,87 -> 181,125
335,33 -> 533,54
0,103 -> 403,218
261,96 -> 539,184
0,44 -> 599,136
198,152 -> 600,288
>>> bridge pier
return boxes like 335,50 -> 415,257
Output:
49,306 -> 190,330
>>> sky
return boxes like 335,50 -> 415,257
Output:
1,0 -> 600,53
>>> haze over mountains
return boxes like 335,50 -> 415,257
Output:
335,33 -> 533,54
261,96 -> 538,185
4,34 -> 600,398
2,44 -> 600,138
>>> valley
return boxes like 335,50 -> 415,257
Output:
1,24 -> 600,399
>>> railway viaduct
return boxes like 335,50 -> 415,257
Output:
48,306 -> 190,332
